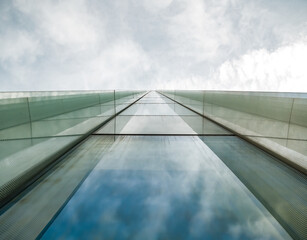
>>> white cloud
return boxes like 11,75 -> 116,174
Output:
13,0 -> 101,48
0,30 -> 40,63
141,0 -> 173,12
167,0 -> 236,62
0,0 -> 307,91
85,39 -> 152,89
32,39 -> 152,91
213,38 -> 307,91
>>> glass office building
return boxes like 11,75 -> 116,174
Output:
0,90 -> 306,239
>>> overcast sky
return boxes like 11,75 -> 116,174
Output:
0,0 -> 307,91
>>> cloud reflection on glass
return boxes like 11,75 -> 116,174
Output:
42,136 -> 290,240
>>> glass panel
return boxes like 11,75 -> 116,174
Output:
120,103 -> 197,116
160,90 -> 307,172
0,91 -> 118,140
175,90 -> 204,114
1,90 -> 303,240
45,103 -> 114,120
0,122 -> 32,140
32,116 -> 110,137
96,115 -> 231,135
286,138 -> 307,156
137,91 -> 174,103
0,136 -> 116,240
96,92 -> 231,134
28,94 -> 100,122
180,116 -> 232,135
0,90 -> 146,153
204,104 -> 289,138
137,98 -> 174,103
96,116 -> 198,134
0,135 -> 79,204
291,98 -> 307,127
0,138 -> 46,160
0,90 -> 149,207
115,91 -> 145,112
95,118 -> 117,134
0,98 -> 31,140
0,97 -> 30,129
41,136 -> 290,239
161,90 -> 294,138
288,98 -> 307,152
97,92 -> 231,135
201,136 -> 307,240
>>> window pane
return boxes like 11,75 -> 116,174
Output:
201,136 -> 307,240
42,136 -> 290,240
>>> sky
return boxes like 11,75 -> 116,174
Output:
0,0 -> 307,91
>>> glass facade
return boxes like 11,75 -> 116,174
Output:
160,90 -> 307,173
0,91 -> 306,239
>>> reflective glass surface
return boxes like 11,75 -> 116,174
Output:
0,136 -> 116,240
96,91 -> 231,135
0,90 -> 305,240
42,136 -> 290,240
120,103 -> 196,116
97,116 -> 231,135
160,90 -> 307,172
0,90 -> 145,206
201,136 -> 307,240
136,92 -> 173,104
0,90 -> 144,140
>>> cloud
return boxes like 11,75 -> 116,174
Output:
13,0 -> 101,48
141,0 -> 173,12
79,39 -> 152,89
0,30 -> 40,63
212,38 -> 307,91
167,0 -> 236,61
0,0 -> 307,91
